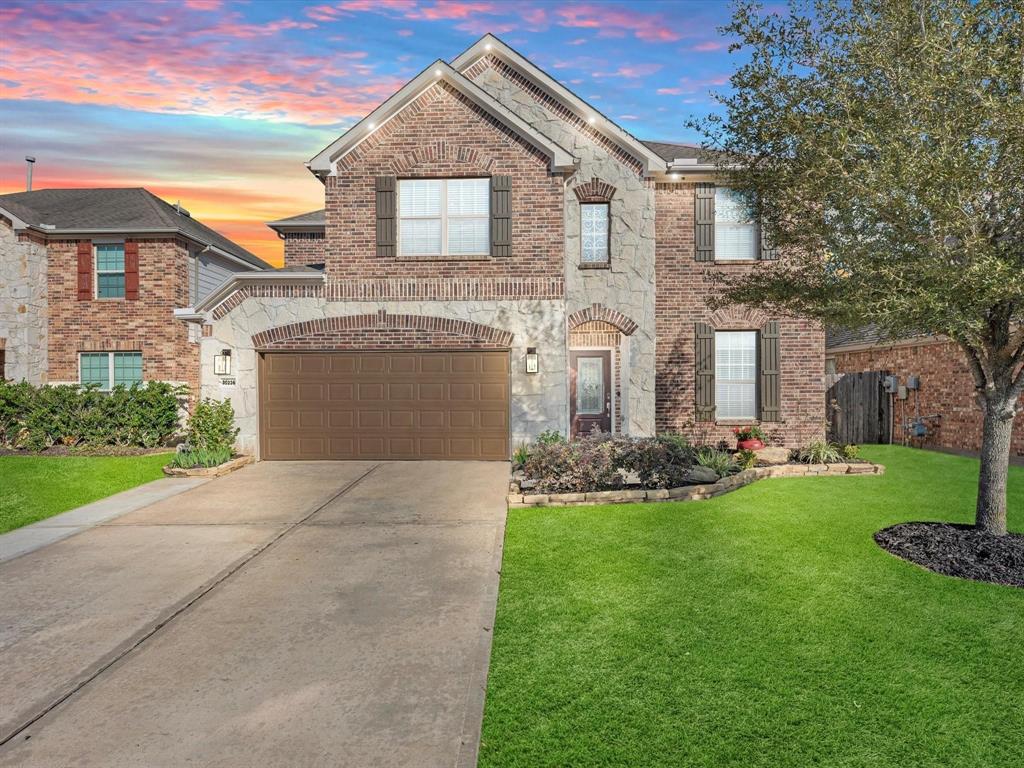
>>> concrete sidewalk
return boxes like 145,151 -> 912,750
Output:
0,475 -> 208,564
0,460 -> 509,768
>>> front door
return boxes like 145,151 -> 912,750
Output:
570,350 -> 612,438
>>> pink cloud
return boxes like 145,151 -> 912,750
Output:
692,40 -> 726,52
593,63 -> 662,78
556,4 -> 681,43
656,87 -> 684,95
0,4 -> 405,126
396,28 -> 414,36
184,0 -> 223,10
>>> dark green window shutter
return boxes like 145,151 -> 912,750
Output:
759,222 -> 778,260
491,175 -> 511,257
760,320 -> 781,422
695,322 -> 716,422
695,182 -> 715,261
375,176 -> 396,257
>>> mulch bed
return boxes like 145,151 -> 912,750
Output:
875,522 -> 1024,588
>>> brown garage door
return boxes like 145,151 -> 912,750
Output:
259,351 -> 510,461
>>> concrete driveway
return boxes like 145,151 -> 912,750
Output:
0,460 -> 509,767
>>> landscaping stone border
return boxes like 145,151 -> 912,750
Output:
507,462 -> 885,508
163,455 -> 253,478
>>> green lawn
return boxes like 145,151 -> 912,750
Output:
0,453 -> 173,534
480,446 -> 1024,768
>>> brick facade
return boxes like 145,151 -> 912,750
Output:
654,183 -> 826,447
46,237 -> 199,396
830,339 -> 1024,458
282,232 -> 326,269
324,81 -> 564,299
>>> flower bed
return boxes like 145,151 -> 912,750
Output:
163,454 -> 253,478
509,431 -> 883,509
509,461 -> 885,508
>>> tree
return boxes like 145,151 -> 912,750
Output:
692,0 -> 1024,535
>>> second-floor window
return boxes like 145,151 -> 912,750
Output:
714,187 -> 757,261
398,178 -> 489,257
580,203 -> 609,264
95,243 -> 126,298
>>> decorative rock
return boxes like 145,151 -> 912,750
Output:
522,494 -> 549,505
520,479 -> 539,491
753,446 -> 791,465
681,466 -> 720,485
646,489 -> 670,500
163,455 -> 253,478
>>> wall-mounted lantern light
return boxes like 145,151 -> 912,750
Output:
214,349 -> 232,376
525,347 -> 539,374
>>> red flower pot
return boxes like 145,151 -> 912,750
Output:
737,438 -> 765,450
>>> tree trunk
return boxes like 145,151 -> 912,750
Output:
976,393 -> 1015,536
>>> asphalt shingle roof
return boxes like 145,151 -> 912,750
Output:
266,209 -> 326,229
0,188 -> 269,269
640,140 -> 719,164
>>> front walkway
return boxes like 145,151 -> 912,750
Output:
0,460 -> 509,767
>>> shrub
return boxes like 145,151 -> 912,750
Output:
615,437 -> 690,489
796,440 -> 843,464
735,448 -> 759,470
535,429 -> 566,446
656,433 -> 694,465
695,447 -> 737,478
512,443 -> 530,468
185,398 -> 238,452
839,443 -> 861,461
0,379 -> 184,451
169,446 -> 232,469
523,433 -> 621,493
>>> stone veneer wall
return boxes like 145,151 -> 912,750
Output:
831,340 -> 1024,458
203,297 -> 567,457
0,222 -> 48,383
467,56 -> 657,436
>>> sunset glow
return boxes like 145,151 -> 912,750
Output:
1,1 -> 741,265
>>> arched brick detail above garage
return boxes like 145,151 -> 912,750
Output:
251,311 -> 515,350
567,304 -> 638,336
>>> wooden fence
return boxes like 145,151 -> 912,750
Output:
826,371 -> 892,445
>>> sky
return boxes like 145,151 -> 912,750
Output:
0,0 -> 751,265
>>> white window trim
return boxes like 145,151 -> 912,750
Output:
397,178 -> 490,258
94,240 -> 127,300
714,330 -> 758,420
580,202 -> 610,265
78,351 -> 143,391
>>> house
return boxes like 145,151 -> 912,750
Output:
184,34 -> 825,461
827,327 -> 1024,458
0,188 -> 271,394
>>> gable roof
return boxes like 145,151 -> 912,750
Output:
452,34 -> 668,176
307,59 -> 575,177
266,208 -> 326,233
0,188 -> 269,269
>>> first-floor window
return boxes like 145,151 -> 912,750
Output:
80,352 -> 143,390
715,331 -> 757,419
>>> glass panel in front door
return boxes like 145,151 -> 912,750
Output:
577,357 -> 604,414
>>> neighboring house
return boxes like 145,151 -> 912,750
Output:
827,328 -> 1024,458
186,34 -> 825,461
0,188 -> 270,396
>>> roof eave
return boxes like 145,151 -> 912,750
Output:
451,34 -> 668,177
307,60 -> 576,176
192,271 -> 325,315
